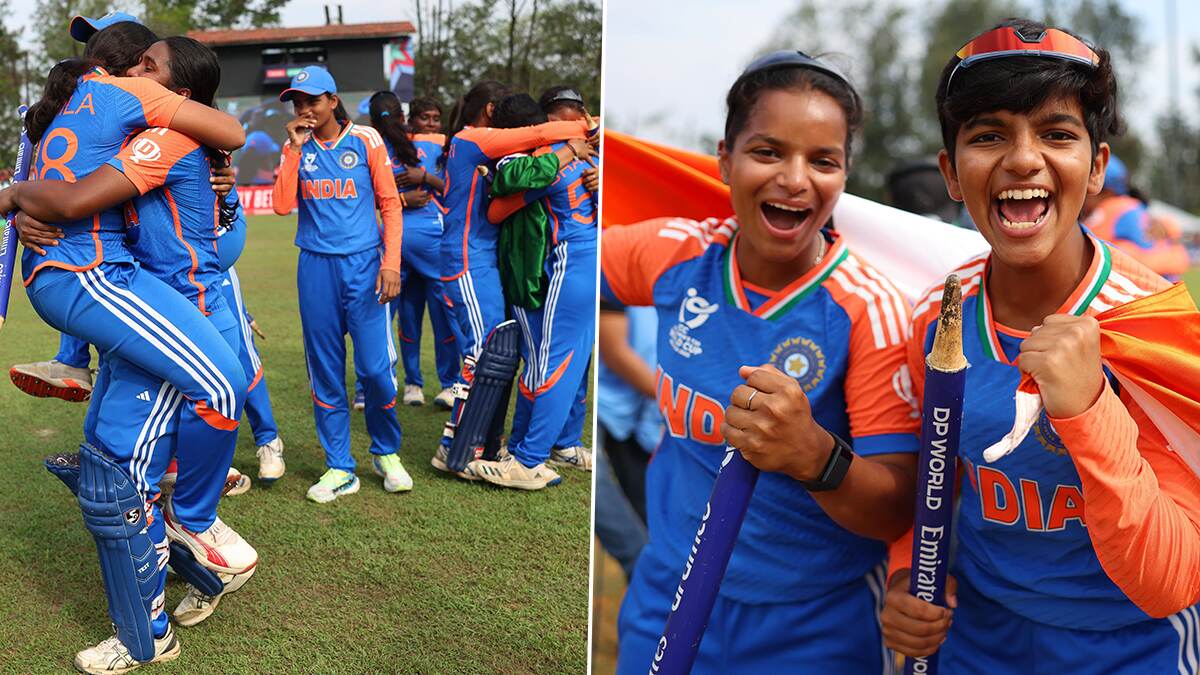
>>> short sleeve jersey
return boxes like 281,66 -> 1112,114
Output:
106,128 -> 226,314
601,216 -> 920,603
509,141 -> 596,246
22,69 -> 186,283
906,231 -> 1175,630
289,122 -> 392,256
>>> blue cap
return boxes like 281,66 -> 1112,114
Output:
358,96 -> 372,116
279,66 -> 337,102
70,12 -> 140,43
1104,155 -> 1129,195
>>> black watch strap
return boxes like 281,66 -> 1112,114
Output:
799,432 -> 854,492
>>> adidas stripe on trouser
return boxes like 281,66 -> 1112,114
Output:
27,263 -> 246,532
298,249 -> 401,472
220,267 -> 280,447
439,263 -> 508,449
507,240 -> 596,467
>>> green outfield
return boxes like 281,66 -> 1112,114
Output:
0,215 -> 592,674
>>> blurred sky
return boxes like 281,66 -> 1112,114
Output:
603,0 -> 1200,152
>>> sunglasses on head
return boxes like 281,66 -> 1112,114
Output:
947,25 -> 1099,93
740,50 -> 850,86
549,89 -> 585,105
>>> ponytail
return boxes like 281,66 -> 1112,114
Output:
27,59 -> 96,143
369,90 -> 419,167
439,80 -> 508,170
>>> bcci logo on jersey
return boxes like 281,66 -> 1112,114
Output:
339,150 -> 359,170
669,288 -> 718,358
1033,412 -> 1067,455
302,152 -> 318,173
769,336 -> 826,392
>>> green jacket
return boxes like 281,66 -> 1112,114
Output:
491,152 -> 560,310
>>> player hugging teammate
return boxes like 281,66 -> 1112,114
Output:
0,13 -> 263,673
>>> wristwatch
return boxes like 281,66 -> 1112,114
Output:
799,432 -> 854,492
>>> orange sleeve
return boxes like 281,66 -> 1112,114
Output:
111,129 -> 198,194
600,218 -> 711,307
488,193 -> 526,224
108,76 -> 187,129
1050,380 -> 1200,617
272,145 -> 300,215
837,270 -> 921,443
368,138 -> 403,272
466,121 -> 588,159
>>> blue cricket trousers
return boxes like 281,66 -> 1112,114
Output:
220,267 -> 279,446
297,248 -> 401,471
508,239 -> 596,467
28,262 -> 246,532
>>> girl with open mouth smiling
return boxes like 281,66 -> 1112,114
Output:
602,52 -> 923,671
882,19 -> 1200,672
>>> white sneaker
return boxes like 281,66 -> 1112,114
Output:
173,566 -> 257,627
306,469 -> 360,504
371,453 -> 414,492
403,383 -> 425,406
9,359 -> 93,402
223,467 -> 251,496
470,455 -> 562,491
256,437 -> 285,483
433,387 -> 455,410
430,444 -> 481,481
549,446 -> 593,471
162,502 -> 259,575
73,625 -> 180,674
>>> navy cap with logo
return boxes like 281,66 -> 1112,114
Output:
279,66 -> 339,102
69,12 -> 141,43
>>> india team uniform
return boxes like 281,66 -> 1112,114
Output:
273,121 -> 404,471
899,232 -> 1200,673
23,68 -> 246,540
602,217 -> 920,672
392,133 -> 458,390
437,122 -> 589,443
500,143 -> 597,468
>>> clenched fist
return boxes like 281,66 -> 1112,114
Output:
1018,314 -> 1104,418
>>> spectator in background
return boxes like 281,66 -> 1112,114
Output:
595,303 -> 660,578
885,158 -> 962,224
1083,155 -> 1189,280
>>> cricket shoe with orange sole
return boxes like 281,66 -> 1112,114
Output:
160,460 -> 251,498
161,499 -> 258,576
9,359 -> 92,402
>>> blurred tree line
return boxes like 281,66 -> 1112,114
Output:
411,0 -> 602,119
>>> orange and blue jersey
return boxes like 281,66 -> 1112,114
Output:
500,141 -> 596,246
439,121 -> 589,280
601,216 -> 920,604
899,229 -> 1200,632
21,67 -> 186,284
106,128 -> 226,314
391,133 -> 445,220
272,121 -> 403,271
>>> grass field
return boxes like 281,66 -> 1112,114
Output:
0,215 -> 592,674
588,267 -> 1200,675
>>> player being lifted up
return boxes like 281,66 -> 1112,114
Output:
881,19 -> 1200,672
602,51 -> 922,671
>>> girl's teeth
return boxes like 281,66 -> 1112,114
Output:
768,202 -> 807,212
998,188 -> 1048,200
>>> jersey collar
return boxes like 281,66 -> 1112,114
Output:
314,121 -> 354,151
976,228 -> 1112,364
721,226 -> 848,321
